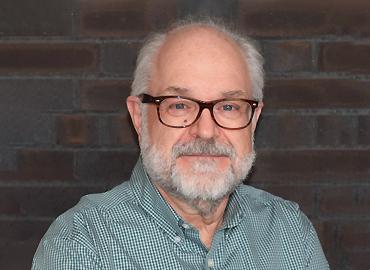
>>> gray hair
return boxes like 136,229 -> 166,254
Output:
131,18 -> 264,101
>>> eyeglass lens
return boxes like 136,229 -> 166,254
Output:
158,97 -> 253,129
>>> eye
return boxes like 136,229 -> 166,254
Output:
222,104 -> 240,111
175,103 -> 186,109
169,102 -> 187,110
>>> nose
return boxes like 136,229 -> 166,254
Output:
188,108 -> 220,139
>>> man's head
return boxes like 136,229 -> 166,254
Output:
127,18 -> 264,215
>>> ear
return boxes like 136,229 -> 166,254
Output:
126,95 -> 143,142
251,101 -> 263,133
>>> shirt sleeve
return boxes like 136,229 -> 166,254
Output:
32,238 -> 102,270
294,207 -> 330,270
32,207 -> 102,270
305,224 -> 330,270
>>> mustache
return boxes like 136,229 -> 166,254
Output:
171,138 -> 236,159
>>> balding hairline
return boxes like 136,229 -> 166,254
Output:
131,18 -> 264,101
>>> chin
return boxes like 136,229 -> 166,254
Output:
170,161 -> 241,202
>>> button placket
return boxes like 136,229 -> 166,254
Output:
207,258 -> 214,268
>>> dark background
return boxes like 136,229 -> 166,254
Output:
0,0 -> 369,269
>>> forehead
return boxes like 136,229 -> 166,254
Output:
149,26 -> 252,99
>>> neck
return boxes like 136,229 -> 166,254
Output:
155,183 -> 229,249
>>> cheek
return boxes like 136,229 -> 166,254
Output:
228,128 -> 254,158
146,110 -> 184,154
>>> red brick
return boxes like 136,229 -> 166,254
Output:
316,219 -> 370,270
79,0 -> 177,38
0,220 -> 50,269
338,220 -> 370,251
313,220 -> 338,263
319,42 -> 370,74
238,0 -> 370,37
311,219 -> 343,269
358,115 -> 370,145
346,250 -> 370,270
0,240 -> 40,270
102,42 -> 141,76
0,0 -> 75,36
0,186 -> 103,218
80,80 -> 131,111
363,185 -> 370,205
75,150 -> 138,185
316,115 -> 357,147
0,80 -> 76,146
178,1 -> 238,20
263,41 -> 312,72
318,186 -> 370,217
56,115 -> 98,146
250,149 -> 370,184
0,148 -> 16,171
100,114 -> 138,148
256,115 -> 316,149
19,149 -> 74,181
0,149 -> 75,181
264,79 -> 370,109
0,220 -> 50,242
0,112 -> 53,146
0,43 -> 99,74
0,80 -> 74,111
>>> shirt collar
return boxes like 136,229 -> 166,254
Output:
130,158 -> 183,238
222,187 -> 244,229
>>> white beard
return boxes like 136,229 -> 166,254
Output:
139,112 -> 255,216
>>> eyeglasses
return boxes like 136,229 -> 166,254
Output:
139,94 -> 258,130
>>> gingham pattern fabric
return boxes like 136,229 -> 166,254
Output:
32,159 -> 329,269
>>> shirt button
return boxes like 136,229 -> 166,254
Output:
207,258 -> 214,268
182,223 -> 190,229
174,236 -> 181,243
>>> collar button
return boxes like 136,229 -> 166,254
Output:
174,236 -> 182,243
207,258 -> 214,268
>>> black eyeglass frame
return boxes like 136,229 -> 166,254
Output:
139,93 -> 259,130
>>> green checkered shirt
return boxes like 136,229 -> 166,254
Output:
32,159 -> 329,269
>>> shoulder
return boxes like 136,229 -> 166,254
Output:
235,185 -> 329,268
33,180 -> 144,267
79,180 -> 136,214
237,184 -> 300,211
236,184 -> 313,234
43,180 -> 138,243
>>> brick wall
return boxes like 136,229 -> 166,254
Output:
0,0 -> 369,269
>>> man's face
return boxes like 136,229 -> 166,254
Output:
129,27 -> 262,205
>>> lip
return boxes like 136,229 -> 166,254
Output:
178,154 -> 229,159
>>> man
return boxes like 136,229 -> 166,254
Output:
32,19 -> 329,269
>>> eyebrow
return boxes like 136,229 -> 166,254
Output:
222,90 -> 248,98
159,87 -> 248,98
160,86 -> 189,95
